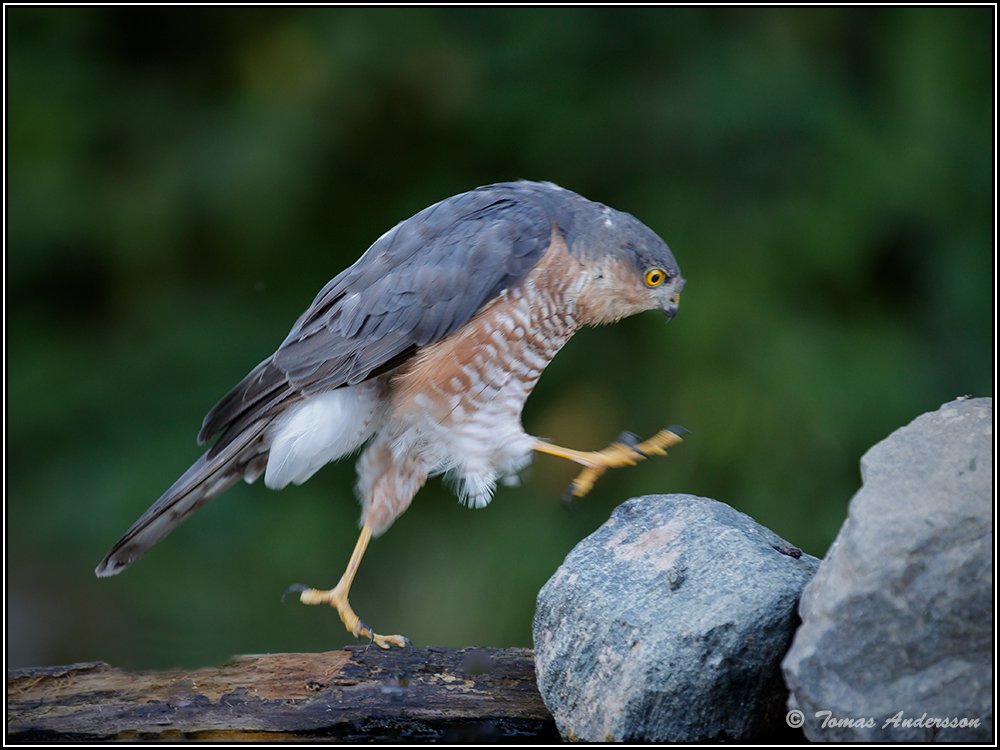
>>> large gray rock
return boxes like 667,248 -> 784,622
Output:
783,397 -> 993,742
533,494 -> 819,742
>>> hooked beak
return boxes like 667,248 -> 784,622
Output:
660,289 -> 682,322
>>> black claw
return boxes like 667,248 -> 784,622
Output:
617,431 -> 648,457
359,622 -> 378,650
281,583 -> 310,602
666,424 -> 690,438
616,431 -> 641,447
561,483 -> 578,508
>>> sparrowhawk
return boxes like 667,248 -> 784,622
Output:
96,180 -> 685,648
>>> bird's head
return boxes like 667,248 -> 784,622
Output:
569,203 -> 684,327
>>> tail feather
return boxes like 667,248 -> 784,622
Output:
95,421 -> 268,577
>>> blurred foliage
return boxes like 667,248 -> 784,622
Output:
6,7 -> 992,670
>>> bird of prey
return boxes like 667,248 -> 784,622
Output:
96,180 -> 685,648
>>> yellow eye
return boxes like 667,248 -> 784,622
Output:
644,267 -> 667,287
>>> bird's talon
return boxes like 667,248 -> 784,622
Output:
569,466 -> 601,499
357,620 -> 375,643
281,583 -> 310,602
561,484 -> 577,507
616,431 -> 640,447
550,427 -> 686,501
666,424 -> 690,438
372,633 -> 411,650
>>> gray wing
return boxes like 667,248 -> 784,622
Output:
199,183 -> 555,456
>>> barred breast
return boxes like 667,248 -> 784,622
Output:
386,236 -> 588,509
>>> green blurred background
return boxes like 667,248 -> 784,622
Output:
7,7 -> 992,670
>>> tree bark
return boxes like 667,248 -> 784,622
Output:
7,646 -> 558,742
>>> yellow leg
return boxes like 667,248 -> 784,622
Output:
533,427 -> 686,499
284,524 -> 410,650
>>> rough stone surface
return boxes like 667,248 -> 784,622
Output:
783,397 -> 993,742
533,493 -> 819,742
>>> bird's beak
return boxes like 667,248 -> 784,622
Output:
660,290 -> 681,322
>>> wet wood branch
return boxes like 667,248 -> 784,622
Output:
7,646 -> 557,742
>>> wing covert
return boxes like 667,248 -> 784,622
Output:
199,184 -> 554,454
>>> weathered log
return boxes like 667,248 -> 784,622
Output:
7,646 -> 558,742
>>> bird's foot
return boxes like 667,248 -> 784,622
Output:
283,583 -> 410,650
563,426 -> 687,500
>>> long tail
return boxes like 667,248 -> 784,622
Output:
95,421 -> 268,578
